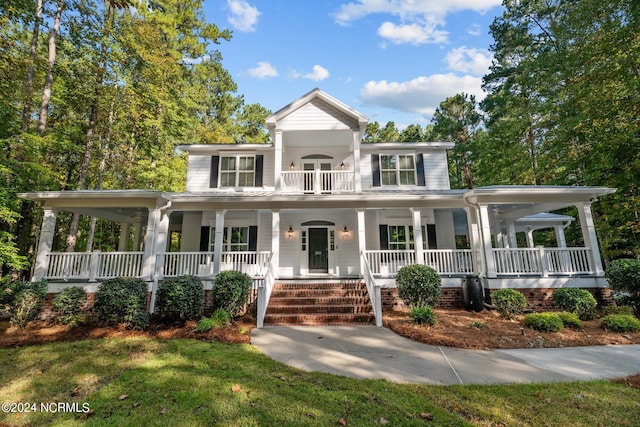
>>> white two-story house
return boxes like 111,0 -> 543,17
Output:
22,89 -> 615,327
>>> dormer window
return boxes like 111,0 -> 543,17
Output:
380,154 -> 416,186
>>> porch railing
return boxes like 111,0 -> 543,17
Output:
281,170 -> 355,194
161,251 -> 271,278
365,250 -> 416,276
257,251 -> 276,328
46,251 -> 143,281
361,252 -> 382,327
424,249 -> 474,275
492,247 -> 593,276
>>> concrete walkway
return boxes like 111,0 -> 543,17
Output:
250,326 -> 640,385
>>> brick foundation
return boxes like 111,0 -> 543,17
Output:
382,286 -> 614,313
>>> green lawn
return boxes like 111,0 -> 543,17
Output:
0,337 -> 638,426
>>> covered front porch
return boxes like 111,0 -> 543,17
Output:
22,186 -> 614,327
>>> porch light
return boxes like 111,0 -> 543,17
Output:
288,225 -> 294,237
290,162 -> 295,170
340,162 -> 345,169
342,225 -> 349,235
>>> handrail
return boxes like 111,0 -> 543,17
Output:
257,251 -> 276,328
361,251 -> 382,327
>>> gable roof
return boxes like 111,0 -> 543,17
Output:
265,88 -> 368,131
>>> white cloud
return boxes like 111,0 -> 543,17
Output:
360,74 -> 485,118
290,65 -> 330,82
227,0 -> 260,32
333,0 -> 501,45
378,21 -> 447,45
445,46 -> 493,76
466,23 -> 482,36
304,65 -> 330,81
248,62 -> 278,78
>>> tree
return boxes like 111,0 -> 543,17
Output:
431,93 -> 481,189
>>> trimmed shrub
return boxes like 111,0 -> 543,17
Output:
94,277 -> 149,330
1,280 -> 48,328
551,288 -> 597,320
156,275 -> 204,323
491,288 -> 527,319
557,311 -> 582,328
410,305 -> 436,325
601,314 -> 640,333
523,313 -> 564,332
606,259 -> 640,313
51,287 -> 88,325
396,264 -> 441,308
211,271 -> 252,316
603,305 -> 635,316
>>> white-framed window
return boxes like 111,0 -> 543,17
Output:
380,154 -> 416,186
220,155 -> 255,187
387,225 -> 427,250
209,226 -> 250,251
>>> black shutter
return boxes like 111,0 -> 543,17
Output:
372,154 -> 381,187
416,153 -> 425,186
199,226 -> 210,251
209,156 -> 220,188
427,224 -> 437,249
379,224 -> 389,250
248,226 -> 258,251
254,155 -> 263,187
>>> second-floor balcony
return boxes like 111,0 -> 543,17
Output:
281,170 -> 355,194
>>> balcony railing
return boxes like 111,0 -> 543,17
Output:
161,251 -> 271,278
281,170 -> 355,194
424,249 -> 474,275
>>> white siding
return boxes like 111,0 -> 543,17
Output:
180,212 -> 202,251
186,155 -> 212,192
278,99 -> 356,131
435,210 -> 456,249
359,149 -> 451,191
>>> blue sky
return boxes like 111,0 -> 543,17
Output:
203,0 -> 504,129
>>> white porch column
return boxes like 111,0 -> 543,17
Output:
554,225 -> 567,248
271,210 -> 280,277
33,208 -> 58,281
141,208 -> 160,279
133,220 -> 144,251
155,211 -> 171,274
352,130 -> 362,192
212,210 -> 226,275
410,208 -> 424,265
526,227 -> 535,248
464,207 -> 483,275
118,223 -> 130,252
274,130 -> 283,191
577,202 -> 604,276
357,209 -> 366,276
505,220 -> 517,249
478,204 -> 497,278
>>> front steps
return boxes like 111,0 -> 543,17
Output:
263,280 -> 375,326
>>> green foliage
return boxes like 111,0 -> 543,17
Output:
410,305 -> 436,325
193,308 -> 230,333
602,306 -> 635,316
552,288 -> 597,320
94,277 -> 149,330
51,286 -> 87,325
556,311 -> 582,329
524,313 -> 564,332
601,314 -> 640,333
471,320 -> 486,329
0,280 -> 48,328
606,259 -> 640,312
491,288 -> 527,319
395,264 -> 441,308
211,271 -> 252,316
156,275 -> 204,323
